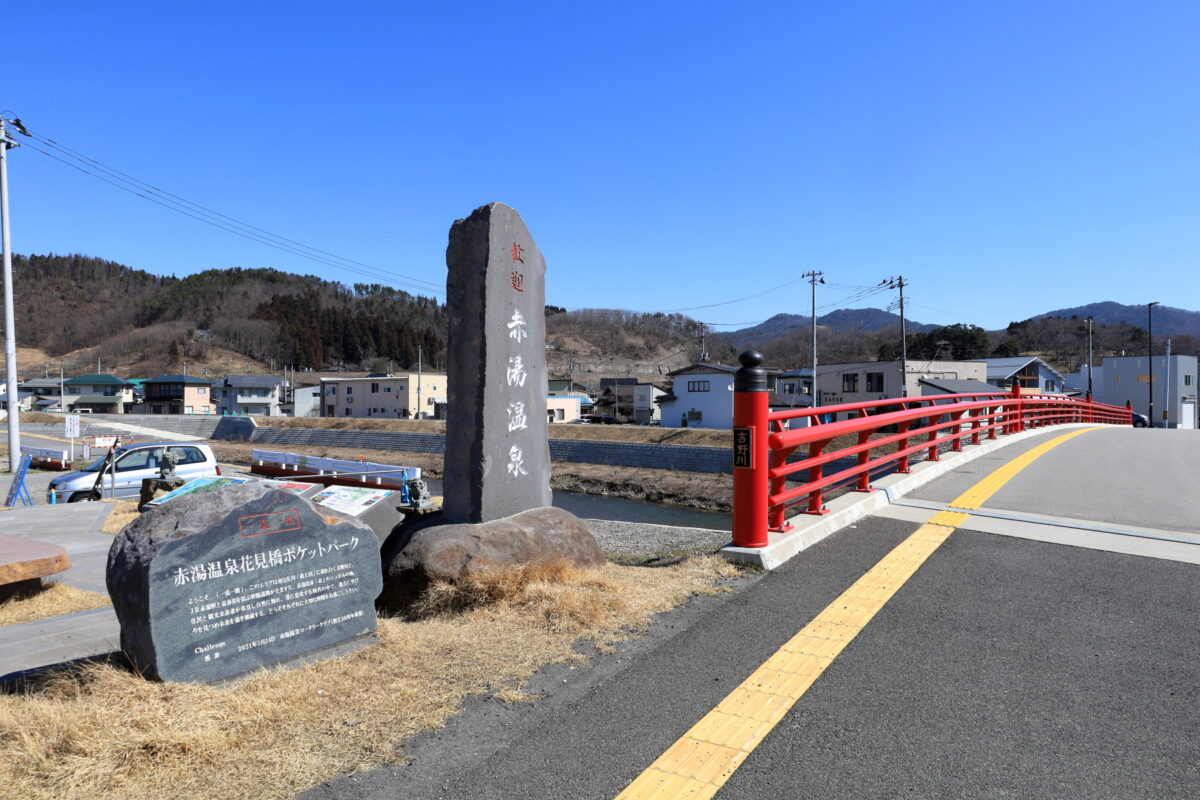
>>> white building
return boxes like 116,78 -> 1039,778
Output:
321,373 -> 448,418
658,362 -> 782,429
547,395 -> 582,423
814,360 -> 987,407
633,383 -> 669,424
214,375 -> 286,416
1101,355 -> 1197,428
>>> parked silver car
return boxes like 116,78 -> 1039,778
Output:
48,441 -> 221,502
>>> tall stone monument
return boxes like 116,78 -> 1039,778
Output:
380,203 -> 604,608
443,202 -> 553,523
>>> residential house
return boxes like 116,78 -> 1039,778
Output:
813,360 -> 987,409
137,374 -> 217,415
547,395 -> 582,423
0,388 -> 34,412
918,377 -> 1006,397
63,374 -> 136,414
321,373 -> 447,418
657,362 -> 783,429
594,378 -> 638,422
1101,355 -> 1197,428
974,357 -> 1066,394
632,383 -> 670,424
19,378 -> 65,412
214,375 -> 286,416
776,368 -> 815,408
288,384 -> 322,417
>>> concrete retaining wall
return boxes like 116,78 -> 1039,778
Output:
245,428 -> 733,473
23,414 -> 734,474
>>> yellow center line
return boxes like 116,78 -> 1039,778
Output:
615,427 -> 1101,800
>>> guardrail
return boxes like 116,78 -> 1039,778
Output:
20,446 -> 69,470
248,449 -> 421,496
731,350 -> 1131,548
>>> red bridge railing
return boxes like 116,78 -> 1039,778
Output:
731,351 -> 1131,548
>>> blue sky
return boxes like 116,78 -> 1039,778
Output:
3,1 -> 1197,331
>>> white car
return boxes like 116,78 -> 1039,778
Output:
48,441 -> 221,502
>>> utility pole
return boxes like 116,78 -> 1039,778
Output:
0,118 -> 22,470
1148,301 -> 1158,426
885,276 -> 909,396
802,270 -> 824,407
1086,316 -> 1094,398
416,344 -> 423,420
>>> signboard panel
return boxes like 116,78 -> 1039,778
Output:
64,413 -> 81,439
309,486 -> 396,517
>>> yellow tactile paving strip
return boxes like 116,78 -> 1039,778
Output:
615,427 -> 1100,799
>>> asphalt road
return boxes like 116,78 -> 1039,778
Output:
305,427 -> 1200,800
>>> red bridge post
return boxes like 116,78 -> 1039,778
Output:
732,350 -> 770,548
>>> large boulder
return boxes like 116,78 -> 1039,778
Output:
108,482 -> 382,683
380,506 -> 605,608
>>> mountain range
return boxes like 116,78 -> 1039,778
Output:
1033,301 -> 1200,339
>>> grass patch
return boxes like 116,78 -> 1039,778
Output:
0,580 -> 111,628
100,500 -> 142,535
0,556 -> 742,800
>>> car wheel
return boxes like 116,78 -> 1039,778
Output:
1133,419 -> 1147,428
68,491 -> 99,503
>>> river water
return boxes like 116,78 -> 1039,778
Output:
421,479 -> 730,531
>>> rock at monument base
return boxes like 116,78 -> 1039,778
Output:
107,482 -> 383,683
379,506 -> 606,609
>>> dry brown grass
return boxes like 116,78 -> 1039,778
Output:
0,581 -> 111,628
100,500 -> 141,535
0,556 -> 741,800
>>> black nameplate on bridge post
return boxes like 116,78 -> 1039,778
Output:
732,428 -> 754,469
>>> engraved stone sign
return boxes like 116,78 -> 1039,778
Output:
443,203 -> 552,523
107,482 -> 382,683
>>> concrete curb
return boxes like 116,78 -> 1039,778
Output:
720,424 -> 1101,570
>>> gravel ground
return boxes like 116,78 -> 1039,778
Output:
580,518 -> 731,560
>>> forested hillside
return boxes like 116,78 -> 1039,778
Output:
10,254 -> 446,373
8,254 -> 1197,382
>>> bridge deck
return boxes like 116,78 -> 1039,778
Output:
308,425 -> 1200,799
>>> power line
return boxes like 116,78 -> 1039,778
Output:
11,123 -> 446,296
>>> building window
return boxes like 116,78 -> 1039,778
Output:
687,380 -> 711,393
371,383 -> 380,393
843,374 -> 859,392
327,386 -> 336,396
346,386 -> 353,394
185,406 -> 193,415
197,387 -> 206,395
385,386 -> 392,392
866,372 -> 884,392
344,408 -> 352,416
783,382 -> 795,393
1186,375 -> 1193,387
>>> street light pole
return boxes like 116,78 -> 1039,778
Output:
1086,316 -> 1094,398
1148,301 -> 1159,427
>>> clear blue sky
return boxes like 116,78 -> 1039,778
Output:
3,1 -> 1197,331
